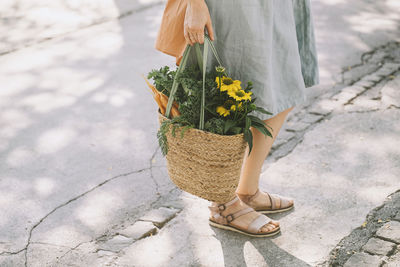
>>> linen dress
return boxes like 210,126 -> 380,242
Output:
188,0 -> 319,120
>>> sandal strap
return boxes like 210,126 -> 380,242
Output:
208,196 -> 239,213
238,189 -> 293,211
223,196 -> 240,207
238,189 -> 275,210
270,193 -> 282,209
237,189 -> 260,204
266,191 -> 275,209
248,214 -> 272,233
208,196 -> 243,224
208,199 -> 254,225
225,207 -> 254,223
271,193 -> 293,209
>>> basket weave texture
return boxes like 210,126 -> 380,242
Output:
158,111 -> 248,203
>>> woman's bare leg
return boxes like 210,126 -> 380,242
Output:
209,106 -> 294,234
236,106 -> 294,195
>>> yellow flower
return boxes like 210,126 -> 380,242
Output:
230,101 -> 245,112
216,106 -> 230,117
227,89 -> 252,101
215,76 -> 241,92
236,102 -> 244,111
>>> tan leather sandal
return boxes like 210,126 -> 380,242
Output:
208,196 -> 280,237
237,189 -> 294,214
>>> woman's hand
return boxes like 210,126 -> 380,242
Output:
184,0 -> 215,46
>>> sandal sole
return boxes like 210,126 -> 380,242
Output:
257,204 -> 294,214
208,219 -> 281,237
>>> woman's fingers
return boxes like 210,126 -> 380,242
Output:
206,18 -> 215,41
184,26 -> 194,46
191,30 -> 207,44
189,32 -> 197,44
185,28 -> 205,46
183,0 -> 214,45
197,31 -> 204,44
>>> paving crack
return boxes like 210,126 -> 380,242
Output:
347,109 -> 381,114
0,248 -> 25,256
149,146 -> 161,196
57,239 -> 94,262
339,41 -> 400,85
29,242 -> 72,249
388,105 -> 400,110
22,167 -> 150,267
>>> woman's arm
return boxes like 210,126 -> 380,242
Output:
184,0 -> 215,46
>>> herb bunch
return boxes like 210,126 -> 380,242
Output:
147,63 -> 273,156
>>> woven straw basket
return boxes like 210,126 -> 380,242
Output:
158,111 -> 248,203
157,34 -> 249,203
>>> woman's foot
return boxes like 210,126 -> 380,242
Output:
208,196 -> 280,236
236,189 -> 294,214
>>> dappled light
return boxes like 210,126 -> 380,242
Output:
75,191 -> 125,229
36,127 -> 77,154
313,0 -> 400,84
33,177 -> 57,197
1,0 -> 399,266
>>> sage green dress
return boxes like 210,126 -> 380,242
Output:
199,0 -> 319,119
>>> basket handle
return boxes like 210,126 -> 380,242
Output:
165,33 -> 226,130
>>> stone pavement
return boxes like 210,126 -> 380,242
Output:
1,0 -> 400,266
327,190 -> 400,267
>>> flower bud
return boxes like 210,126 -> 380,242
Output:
215,65 -> 226,73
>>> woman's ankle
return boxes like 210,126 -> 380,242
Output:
235,187 -> 258,196
210,196 -> 241,210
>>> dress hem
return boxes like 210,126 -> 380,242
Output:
250,92 -> 308,121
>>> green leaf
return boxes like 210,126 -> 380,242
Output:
171,124 -> 178,138
247,115 -> 274,136
252,123 -> 273,138
250,119 -> 274,137
244,129 -> 253,156
255,106 -> 273,115
181,80 -> 190,94
229,126 -> 242,134
205,106 -> 218,116
247,115 -> 274,131
245,116 -> 251,131
223,120 -> 236,134
157,120 -> 172,156
247,115 -> 268,127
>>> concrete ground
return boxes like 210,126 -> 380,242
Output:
1,0 -> 400,266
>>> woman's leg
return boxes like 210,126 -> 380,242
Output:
236,106 -> 294,195
209,106 -> 294,234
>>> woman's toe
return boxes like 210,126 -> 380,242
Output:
260,223 -> 278,233
281,197 -> 294,208
288,198 -> 294,207
270,220 -> 280,227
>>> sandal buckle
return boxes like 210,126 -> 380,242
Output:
226,214 -> 234,223
218,204 -> 226,211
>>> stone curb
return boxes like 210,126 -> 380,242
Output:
269,42 -> 400,163
324,190 -> 400,266
95,206 -> 181,254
